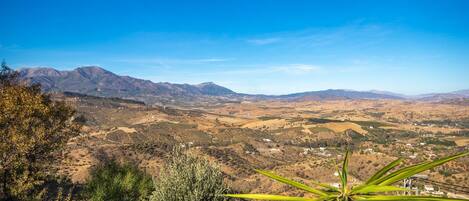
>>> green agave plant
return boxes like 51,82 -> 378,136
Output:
225,151 -> 469,201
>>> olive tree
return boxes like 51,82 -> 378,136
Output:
150,148 -> 230,201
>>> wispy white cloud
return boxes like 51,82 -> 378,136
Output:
0,43 -> 20,50
246,37 -> 281,45
272,64 -> 321,74
190,58 -> 232,62
244,22 -> 391,49
336,66 -> 367,73
191,63 -> 322,76
112,57 -> 234,67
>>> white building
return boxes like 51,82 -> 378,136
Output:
424,185 -> 434,192
262,138 -> 272,142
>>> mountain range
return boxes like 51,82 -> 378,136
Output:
18,66 -> 469,105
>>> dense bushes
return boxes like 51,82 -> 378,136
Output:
83,160 -> 154,201
149,148 -> 230,201
83,148 -> 231,201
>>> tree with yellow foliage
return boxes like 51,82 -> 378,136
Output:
0,60 -> 81,200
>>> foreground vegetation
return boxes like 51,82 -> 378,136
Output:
0,61 -> 81,200
149,148 -> 230,201
226,151 -> 469,201
82,148 -> 230,201
84,160 -> 154,201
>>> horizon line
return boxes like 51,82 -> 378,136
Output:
13,65 -> 468,97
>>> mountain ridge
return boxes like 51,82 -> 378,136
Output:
18,66 -> 468,105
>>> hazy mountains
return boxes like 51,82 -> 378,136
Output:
276,89 -> 402,100
18,66 -> 468,105
409,89 -> 469,101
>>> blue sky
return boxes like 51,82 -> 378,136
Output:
1,0 -> 468,95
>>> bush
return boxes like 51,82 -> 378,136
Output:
84,160 -> 153,201
421,137 -> 457,146
149,148 -> 229,201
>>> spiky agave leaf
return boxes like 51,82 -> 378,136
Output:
366,161 -> 427,186
373,152 -> 469,186
340,151 -> 350,192
255,169 -> 329,196
365,158 -> 403,184
310,180 -> 340,192
352,195 -> 469,201
225,152 -> 469,201
224,194 -> 319,201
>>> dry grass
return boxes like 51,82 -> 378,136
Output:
321,122 -> 368,134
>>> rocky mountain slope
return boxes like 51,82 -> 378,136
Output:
19,66 -> 236,105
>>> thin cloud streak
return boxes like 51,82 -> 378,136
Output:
244,22 -> 391,49
189,63 -> 323,76
113,57 -> 234,65
272,64 -> 321,74
246,37 -> 282,45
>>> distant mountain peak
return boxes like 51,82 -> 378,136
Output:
75,66 -> 105,70
368,90 -> 407,98
326,89 -> 356,92
196,82 -> 216,86
452,89 -> 469,96
19,67 -> 63,77
279,88 -> 404,100
75,66 -> 112,74
415,89 -> 469,101
195,82 -> 235,95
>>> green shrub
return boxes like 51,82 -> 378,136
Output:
83,160 -> 153,201
422,137 -> 457,146
149,148 -> 229,201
